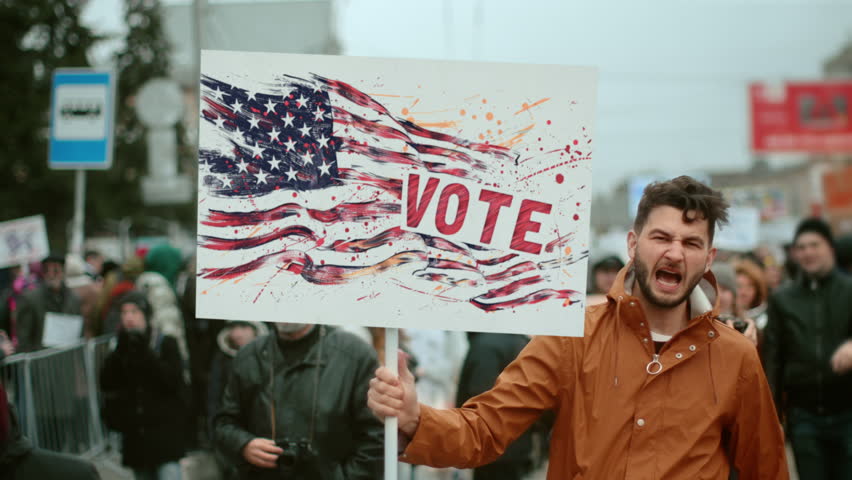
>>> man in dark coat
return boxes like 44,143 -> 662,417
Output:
15,254 -> 82,351
100,291 -> 186,480
214,322 -> 382,479
0,383 -> 100,480
763,218 -> 852,479
456,332 -> 535,480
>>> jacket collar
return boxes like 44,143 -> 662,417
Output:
796,267 -> 841,290
606,261 -> 721,324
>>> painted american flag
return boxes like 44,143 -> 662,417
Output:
196,72 -> 589,313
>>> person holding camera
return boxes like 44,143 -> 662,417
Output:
100,291 -> 186,480
213,321 -> 383,479
712,262 -> 758,346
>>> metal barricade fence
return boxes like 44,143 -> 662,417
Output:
0,334 -> 116,459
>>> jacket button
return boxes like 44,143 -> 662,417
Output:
636,418 -> 645,427
618,296 -> 624,301
689,345 -> 696,351
639,322 -> 645,327
629,301 -> 636,307
642,338 -> 649,343
675,353 -> 683,359
708,331 -> 715,338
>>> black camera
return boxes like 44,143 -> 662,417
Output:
717,313 -> 748,334
275,438 -> 318,477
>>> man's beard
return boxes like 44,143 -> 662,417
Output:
633,254 -> 705,309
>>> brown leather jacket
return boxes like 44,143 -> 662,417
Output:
402,265 -> 788,479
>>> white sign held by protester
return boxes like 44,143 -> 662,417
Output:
0,215 -> 50,269
714,206 -> 761,252
195,51 -> 597,338
42,312 -> 84,347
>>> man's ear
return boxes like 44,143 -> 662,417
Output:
705,247 -> 717,273
627,230 -> 638,260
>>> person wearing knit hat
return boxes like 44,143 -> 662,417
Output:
100,289 -> 187,479
764,216 -> 852,478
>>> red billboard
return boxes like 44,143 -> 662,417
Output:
750,81 -> 852,153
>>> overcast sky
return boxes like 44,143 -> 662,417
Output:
84,0 -> 852,193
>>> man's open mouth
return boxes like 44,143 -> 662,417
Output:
654,267 -> 682,291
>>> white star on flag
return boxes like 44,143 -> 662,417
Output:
236,159 -> 249,173
264,99 -> 277,114
269,127 -> 281,142
219,174 -> 233,188
298,124 -> 311,137
313,106 -> 325,121
285,167 -> 298,181
297,95 -> 309,108
317,134 -> 330,149
268,157 -> 281,171
210,86 -> 224,101
282,113 -> 295,128
214,116 -> 226,129
245,89 -> 257,101
248,116 -> 260,130
232,99 -> 243,112
247,141 -> 265,159
254,169 -> 269,184
283,138 -> 296,152
318,161 -> 331,177
301,151 -> 314,165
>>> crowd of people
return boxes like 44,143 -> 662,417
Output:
1,176 -> 851,479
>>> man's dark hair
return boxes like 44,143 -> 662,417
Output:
633,175 -> 730,243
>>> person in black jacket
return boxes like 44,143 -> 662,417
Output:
456,332 -> 535,480
763,217 -> 852,479
100,291 -> 186,480
213,322 -> 382,480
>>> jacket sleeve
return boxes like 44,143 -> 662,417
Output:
728,346 -> 789,480
341,343 -> 383,480
100,351 -> 124,391
213,353 -> 256,464
139,336 -> 184,393
761,295 -> 785,412
402,335 -> 564,469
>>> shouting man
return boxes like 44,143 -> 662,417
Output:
368,176 -> 787,479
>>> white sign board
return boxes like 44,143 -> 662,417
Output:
0,215 -> 50,269
42,312 -> 84,347
714,206 -> 761,252
195,51 -> 597,337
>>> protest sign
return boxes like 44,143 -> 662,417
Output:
0,215 -> 50,269
42,312 -> 84,347
195,51 -> 596,337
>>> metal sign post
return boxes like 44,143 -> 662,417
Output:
48,69 -> 116,254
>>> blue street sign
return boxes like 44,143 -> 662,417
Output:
49,69 -> 116,170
